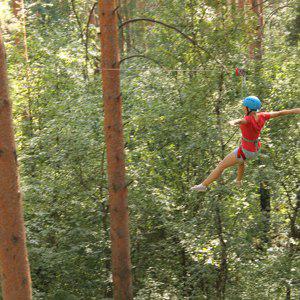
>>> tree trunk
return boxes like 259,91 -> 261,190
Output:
215,202 -> 228,300
0,29 -> 32,300
290,188 -> 300,239
12,0 -> 22,45
89,4 -> 99,27
259,182 -> 271,242
98,1 -> 133,299
12,0 -> 30,98
214,73 -> 228,300
285,283 -> 291,300
249,0 -> 269,244
117,0 -> 125,54
238,0 -> 244,9
284,188 -> 300,300
12,0 -> 34,157
136,1 -> 146,49
123,0 -> 132,52
12,0 -> 29,62
248,0 -> 264,60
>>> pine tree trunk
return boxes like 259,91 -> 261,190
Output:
286,284 -> 291,300
98,1 -> 133,299
12,0 -> 32,126
290,189 -> 300,239
136,1 -> 146,49
259,182 -> 271,242
117,0 -> 125,54
249,0 -> 264,59
0,29 -> 32,300
238,0 -> 244,9
123,0 -> 132,52
215,202 -> 228,300
249,1 -> 269,243
12,0 -> 21,45
12,0 -> 29,62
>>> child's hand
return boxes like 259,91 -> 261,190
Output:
228,120 -> 238,126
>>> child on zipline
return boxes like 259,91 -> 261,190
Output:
191,96 -> 300,192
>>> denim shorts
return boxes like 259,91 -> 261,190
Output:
234,147 -> 259,163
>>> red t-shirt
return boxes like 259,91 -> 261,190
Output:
239,112 -> 271,152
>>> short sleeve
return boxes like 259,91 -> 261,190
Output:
244,116 -> 252,123
263,113 -> 271,121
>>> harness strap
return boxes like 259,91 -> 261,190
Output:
237,147 -> 246,160
242,137 -> 260,151
242,137 -> 259,143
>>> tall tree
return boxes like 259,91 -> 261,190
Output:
248,0 -> 271,244
259,182 -> 271,242
12,0 -> 29,62
98,1 -> 133,299
123,0 -> 132,52
238,0 -> 244,9
248,0 -> 264,59
0,29 -> 32,300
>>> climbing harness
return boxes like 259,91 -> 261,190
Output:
242,136 -> 260,150
237,146 -> 246,160
237,138 -> 260,161
237,137 -> 260,160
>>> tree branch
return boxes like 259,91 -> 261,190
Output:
120,18 -> 228,73
263,5 -> 293,29
85,2 -> 98,65
248,0 -> 270,12
120,18 -> 196,44
70,0 -> 84,43
119,54 -> 165,68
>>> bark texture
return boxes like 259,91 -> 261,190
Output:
12,0 -> 29,62
259,182 -> 271,242
248,0 -> 264,59
98,1 -> 133,299
238,0 -> 244,9
0,29 -> 32,300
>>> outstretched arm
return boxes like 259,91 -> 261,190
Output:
269,108 -> 300,119
228,118 -> 247,126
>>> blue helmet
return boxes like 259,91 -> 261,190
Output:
243,96 -> 261,111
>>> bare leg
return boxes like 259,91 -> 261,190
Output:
202,152 -> 238,187
237,162 -> 245,184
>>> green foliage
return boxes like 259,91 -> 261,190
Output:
1,0 -> 299,299
47,290 -> 79,300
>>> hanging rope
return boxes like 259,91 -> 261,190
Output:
224,68 -> 248,148
242,71 -> 248,97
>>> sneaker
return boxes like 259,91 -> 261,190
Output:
191,184 -> 207,192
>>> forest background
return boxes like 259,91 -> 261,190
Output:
0,0 -> 299,299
